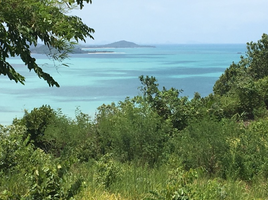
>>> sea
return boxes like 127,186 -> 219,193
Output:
0,44 -> 247,125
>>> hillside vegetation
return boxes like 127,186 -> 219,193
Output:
1,34 -> 268,199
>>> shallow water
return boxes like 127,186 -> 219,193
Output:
0,44 -> 246,125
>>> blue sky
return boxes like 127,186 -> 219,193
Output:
71,0 -> 268,44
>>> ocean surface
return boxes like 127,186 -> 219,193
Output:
0,44 -> 247,125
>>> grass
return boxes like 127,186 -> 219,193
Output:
73,161 -> 170,200
72,160 -> 268,200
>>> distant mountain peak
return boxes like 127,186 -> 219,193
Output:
103,40 -> 141,48
81,41 -> 155,49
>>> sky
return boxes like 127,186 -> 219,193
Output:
72,0 -> 268,45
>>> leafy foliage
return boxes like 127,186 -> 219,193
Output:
14,105 -> 57,151
213,33 -> 268,119
173,118 -> 237,176
95,99 -> 172,165
138,75 -> 205,131
94,153 -> 122,189
0,0 -> 94,86
3,34 -> 268,199
0,124 -> 83,199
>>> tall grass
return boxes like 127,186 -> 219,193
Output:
73,160 -> 268,200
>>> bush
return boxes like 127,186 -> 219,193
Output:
146,167 -> 249,200
231,119 -> 268,180
94,153 -> 122,189
0,124 -> 83,200
42,109 -> 94,159
173,118 -> 241,177
95,99 -> 173,165
14,105 -> 57,150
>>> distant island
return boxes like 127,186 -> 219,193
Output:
30,45 -> 86,54
30,40 -> 155,54
84,40 -> 155,48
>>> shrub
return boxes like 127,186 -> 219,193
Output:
14,105 -> 56,150
173,118 -> 241,177
94,153 -> 122,189
95,99 -> 173,165
0,124 -> 83,199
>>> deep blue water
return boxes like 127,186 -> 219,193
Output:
0,44 -> 246,125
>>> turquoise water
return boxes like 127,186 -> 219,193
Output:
0,44 -> 246,125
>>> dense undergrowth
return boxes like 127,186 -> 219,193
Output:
1,34 -> 268,199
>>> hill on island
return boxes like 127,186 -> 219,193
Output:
85,40 -> 155,48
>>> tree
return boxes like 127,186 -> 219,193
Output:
15,105 -> 57,150
138,75 -> 203,130
245,33 -> 268,80
212,34 -> 268,119
0,0 -> 94,87
213,33 -> 268,96
213,62 -> 245,96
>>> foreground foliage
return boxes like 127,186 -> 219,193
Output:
2,34 -> 268,199
0,0 -> 94,86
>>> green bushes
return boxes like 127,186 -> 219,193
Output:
146,167 -> 250,200
213,34 -> 268,120
14,105 -> 57,151
172,118 -> 237,177
3,34 -> 268,200
138,75 -> 205,130
94,153 -> 122,189
0,124 -> 83,200
95,99 -> 172,165
0,124 -> 28,172
169,117 -> 268,182
42,109 -> 94,159
2,100 -> 268,199
234,119 -> 268,180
